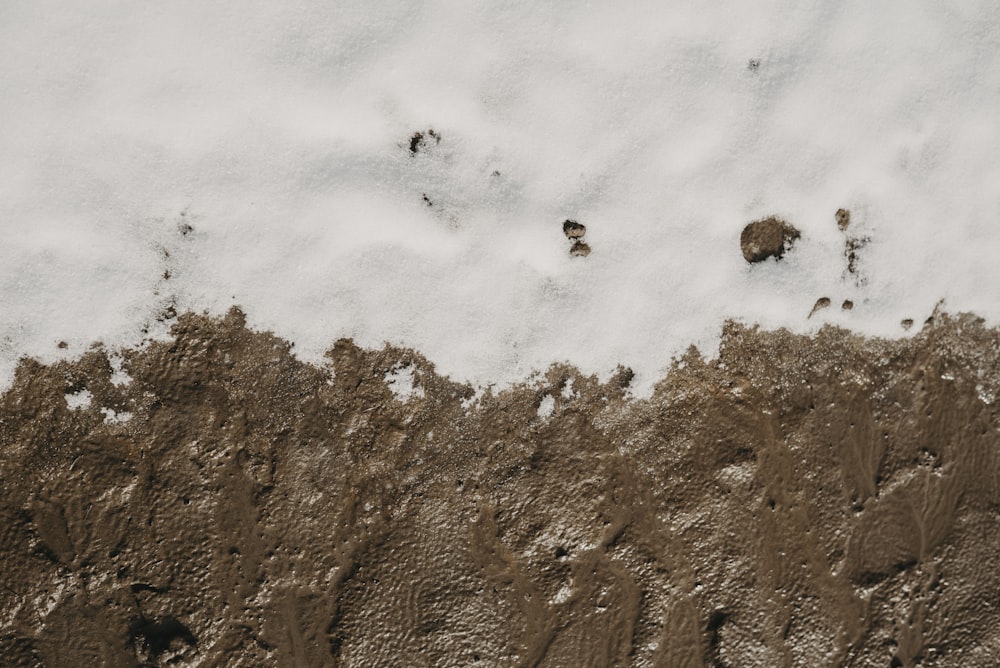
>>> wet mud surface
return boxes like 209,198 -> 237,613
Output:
2,309 -> 1000,667
740,216 -> 801,263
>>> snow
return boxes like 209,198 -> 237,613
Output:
537,394 -> 556,419
2,1 -> 999,395
100,407 -> 133,425
384,363 -> 424,402
64,388 -> 93,411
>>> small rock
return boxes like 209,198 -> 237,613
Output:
563,220 -> 587,239
901,319 -> 914,331
611,365 -> 634,390
836,209 -> 851,231
569,241 -> 591,257
57,341 -> 68,349
809,297 -> 831,318
842,300 -> 854,311
740,216 -> 801,263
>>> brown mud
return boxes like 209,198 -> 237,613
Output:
2,309 -> 999,667
740,216 -> 800,263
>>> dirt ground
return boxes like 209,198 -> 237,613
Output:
2,308 -> 999,667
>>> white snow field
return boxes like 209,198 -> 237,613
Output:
2,1 -> 999,394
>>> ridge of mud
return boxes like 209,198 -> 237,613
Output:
2,308 -> 999,666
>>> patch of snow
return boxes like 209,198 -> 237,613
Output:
64,388 -> 92,410
33,581 -> 67,618
384,363 -> 424,401
552,583 -> 574,605
108,352 -> 133,386
561,378 -> 575,400
2,2 -> 999,394
537,394 -> 556,418
718,462 -> 755,489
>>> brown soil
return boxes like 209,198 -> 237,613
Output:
837,209 -> 851,232
740,216 -> 801,263
2,309 -> 999,667
562,220 -> 587,239
809,297 -> 831,318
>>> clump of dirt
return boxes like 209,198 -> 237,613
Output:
562,219 -> 591,257
562,220 -> 587,239
809,297 -> 831,318
2,308 -> 999,667
569,240 -> 591,257
842,299 -> 854,310
740,216 -> 801,263
836,208 -> 851,231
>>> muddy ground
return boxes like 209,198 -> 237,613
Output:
1,308 -> 999,667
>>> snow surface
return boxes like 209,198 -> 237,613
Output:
2,1 -> 999,395
384,363 -> 424,402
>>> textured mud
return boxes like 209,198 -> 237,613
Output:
2,309 -> 1000,667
